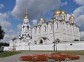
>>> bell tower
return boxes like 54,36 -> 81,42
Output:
21,9 -> 31,40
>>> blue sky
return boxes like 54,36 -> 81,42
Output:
0,0 -> 84,42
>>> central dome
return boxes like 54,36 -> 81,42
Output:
54,10 -> 65,15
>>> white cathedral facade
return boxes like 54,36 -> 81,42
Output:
4,10 -> 80,51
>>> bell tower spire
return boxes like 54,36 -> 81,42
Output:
23,8 -> 29,23
24,8 -> 28,19
20,8 -> 31,39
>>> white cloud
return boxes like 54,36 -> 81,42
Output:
0,13 -> 11,28
0,34 -> 18,43
74,0 -> 84,5
73,0 -> 84,38
76,15 -> 84,26
80,31 -> 84,37
32,19 -> 38,25
73,6 -> 84,18
80,31 -> 84,40
73,6 -> 84,31
0,13 -> 17,43
0,4 -> 4,9
12,0 -> 61,20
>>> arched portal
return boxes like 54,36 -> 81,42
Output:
39,39 -> 43,44
37,37 -> 50,44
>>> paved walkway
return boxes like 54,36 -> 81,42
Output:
0,51 -> 84,62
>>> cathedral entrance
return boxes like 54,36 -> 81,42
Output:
38,37 -> 49,44
39,40 -> 43,44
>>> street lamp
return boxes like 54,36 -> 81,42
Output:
52,17 -> 60,52
53,39 -> 58,52
52,17 -> 57,52
28,42 -> 30,51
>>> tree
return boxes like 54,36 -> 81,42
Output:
0,26 -> 5,40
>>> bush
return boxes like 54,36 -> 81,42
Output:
67,55 -> 80,60
32,54 -> 48,61
20,55 -> 32,61
48,53 -> 65,61
20,53 -> 80,61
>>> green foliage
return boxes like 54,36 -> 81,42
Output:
0,51 -> 21,58
56,51 -> 84,55
0,42 -> 9,47
0,26 -> 5,40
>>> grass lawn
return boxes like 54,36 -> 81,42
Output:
0,51 -> 21,58
57,51 -> 84,55
22,50 -> 84,55
0,50 -> 84,58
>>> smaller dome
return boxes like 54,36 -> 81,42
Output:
39,17 -> 44,24
24,15 -> 28,19
55,10 -> 61,15
69,15 -> 75,20
40,18 -> 44,21
61,11 -> 65,14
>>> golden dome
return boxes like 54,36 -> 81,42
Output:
40,17 -> 44,21
54,10 -> 65,15
69,15 -> 75,20
55,10 -> 61,15
24,15 -> 28,19
39,17 -> 44,24
61,11 -> 65,14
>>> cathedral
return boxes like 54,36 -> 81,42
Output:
4,10 -> 80,51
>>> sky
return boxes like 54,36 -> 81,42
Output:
0,0 -> 84,42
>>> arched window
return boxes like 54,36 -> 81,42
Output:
27,26 -> 29,29
34,27 -> 37,34
56,22 -> 58,29
39,40 -> 43,44
50,24 -> 52,30
39,27 -> 41,33
44,26 -> 46,31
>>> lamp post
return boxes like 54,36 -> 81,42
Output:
28,42 -> 30,51
52,18 -> 56,51
52,17 -> 59,52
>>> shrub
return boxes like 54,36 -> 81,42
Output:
20,55 -> 32,61
67,55 -> 80,60
48,53 -> 65,61
32,54 -> 48,61
20,53 -> 80,61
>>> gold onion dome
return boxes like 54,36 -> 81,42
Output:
40,17 -> 44,24
24,15 -> 28,19
55,10 -> 61,15
54,10 -> 65,15
40,17 -> 44,21
62,11 -> 65,14
69,15 -> 75,20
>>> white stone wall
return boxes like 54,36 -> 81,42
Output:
32,19 -> 80,44
4,41 -> 84,51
